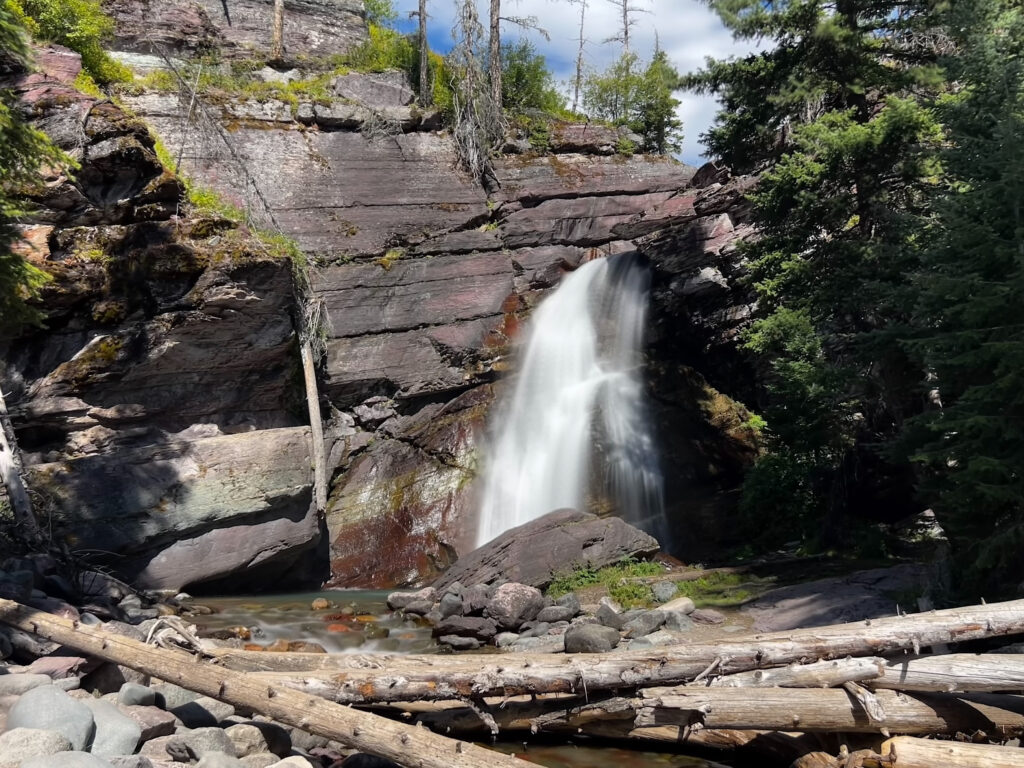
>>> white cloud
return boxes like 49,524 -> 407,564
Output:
392,0 -> 761,164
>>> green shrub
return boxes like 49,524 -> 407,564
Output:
8,0 -> 131,84
546,557 -> 664,603
347,24 -> 415,73
500,40 -> 565,114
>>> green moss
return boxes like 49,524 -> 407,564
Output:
546,557 -> 664,606
674,570 -> 762,607
376,248 -> 404,271
73,71 -> 103,98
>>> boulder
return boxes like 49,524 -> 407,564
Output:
460,584 -> 490,615
651,581 -> 678,603
660,596 -> 696,614
595,597 -> 625,630
663,612 -> 696,632
554,592 -> 582,615
195,755 -> 245,768
108,757 -> 154,768
177,728 -> 237,759
117,682 -> 157,707
535,605 -> 575,623
6,685 -> 96,751
691,608 -> 726,625
82,699 -> 142,757
240,756 -> 279,768
0,728 -> 72,768
622,610 -> 666,638
563,624 -> 620,654
386,588 -> 436,611
171,696 -> 236,727
439,635 -> 482,651
118,705 -> 176,741
437,592 -> 463,619
431,616 -> 497,640
225,724 -> 270,757
20,753 -> 113,768
436,509 -> 659,590
0,673 -> 53,696
485,583 -> 545,630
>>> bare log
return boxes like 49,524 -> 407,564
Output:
0,600 -> 529,768
243,599 -> 1024,704
872,654 -> 1024,693
880,735 -> 1024,768
703,657 -> 886,688
636,687 -> 1024,735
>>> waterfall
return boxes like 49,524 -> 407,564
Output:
476,253 -> 665,547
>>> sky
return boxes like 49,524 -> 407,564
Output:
388,0 -> 761,166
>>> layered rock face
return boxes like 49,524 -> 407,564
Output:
6,3 -> 761,590
1,47 -> 320,592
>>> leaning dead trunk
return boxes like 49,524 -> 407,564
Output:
0,599 -> 529,768
0,388 -> 40,544
418,0 -> 430,105
271,0 -> 285,61
488,0 -> 501,109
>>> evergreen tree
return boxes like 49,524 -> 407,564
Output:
500,40 -> 564,114
0,3 -> 63,337
634,50 -> 683,154
900,0 -> 1024,594
686,0 -> 944,543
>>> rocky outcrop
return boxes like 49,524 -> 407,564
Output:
1,46 -> 319,592
434,509 -> 660,591
7,0 -> 762,590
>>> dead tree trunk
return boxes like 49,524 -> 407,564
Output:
871,654 -> 1024,692
637,687 -> 1024,735
418,0 -> 431,105
488,0 -> 501,110
0,388 -> 40,544
300,339 -> 327,512
271,0 -> 285,61
0,599 -> 529,768
570,0 -> 587,113
879,735 -> 1024,768
241,599 -> 1024,704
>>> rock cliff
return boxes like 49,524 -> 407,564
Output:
3,2 -> 761,590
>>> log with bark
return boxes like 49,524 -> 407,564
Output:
238,599 -> 1024,704
0,599 -> 530,768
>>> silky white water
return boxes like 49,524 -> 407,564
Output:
476,254 -> 665,547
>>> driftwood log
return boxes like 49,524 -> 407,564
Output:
238,599 -> 1024,704
871,654 -> 1024,692
879,735 -> 1024,767
0,599 -> 530,768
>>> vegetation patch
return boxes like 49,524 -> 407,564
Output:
674,570 -> 767,608
546,558 -> 664,609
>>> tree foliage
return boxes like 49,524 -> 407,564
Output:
500,40 -> 564,114
583,51 -> 683,154
0,3 -> 64,336
897,0 -> 1024,594
688,0 -> 943,545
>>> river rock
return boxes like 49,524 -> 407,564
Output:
240,755 -> 279,768
623,610 -> 666,638
494,632 -> 519,647
225,724 -> 271,757
595,597 -> 625,630
535,605 -> 575,623
118,705 -> 176,741
437,591 -> 463,619
7,685 -> 96,751
117,682 -> 157,707
518,621 -> 550,639
82,699 -> 142,757
387,587 -> 436,611
628,629 -> 682,650
0,728 -> 72,768
195,754 -> 245,768
108,757 -> 154,768
439,635 -> 482,651
555,592 -> 582,615
435,509 -> 660,590
660,596 -> 696,614
151,682 -> 199,709
485,583 -> 544,630
171,695 -> 236,727
663,612 -> 696,632
0,673 -> 53,696
460,584 -> 490,615
178,727 -> 238,759
651,581 -> 678,602
20,753 -> 113,768
432,616 -> 497,640
691,608 -> 726,625
563,624 -> 620,653
508,635 -> 565,653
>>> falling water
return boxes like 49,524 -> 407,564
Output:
476,254 -> 665,547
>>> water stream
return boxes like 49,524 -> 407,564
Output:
476,254 -> 666,547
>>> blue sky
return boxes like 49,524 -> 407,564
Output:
388,0 -> 761,165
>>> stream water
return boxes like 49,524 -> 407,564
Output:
194,590 -> 731,768
476,254 -> 666,547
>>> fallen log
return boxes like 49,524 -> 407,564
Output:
245,599 -> 1024,704
636,687 -> 1024,735
879,735 -> 1024,768
0,599 -> 530,768
871,654 -> 1024,693
702,657 -> 886,688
